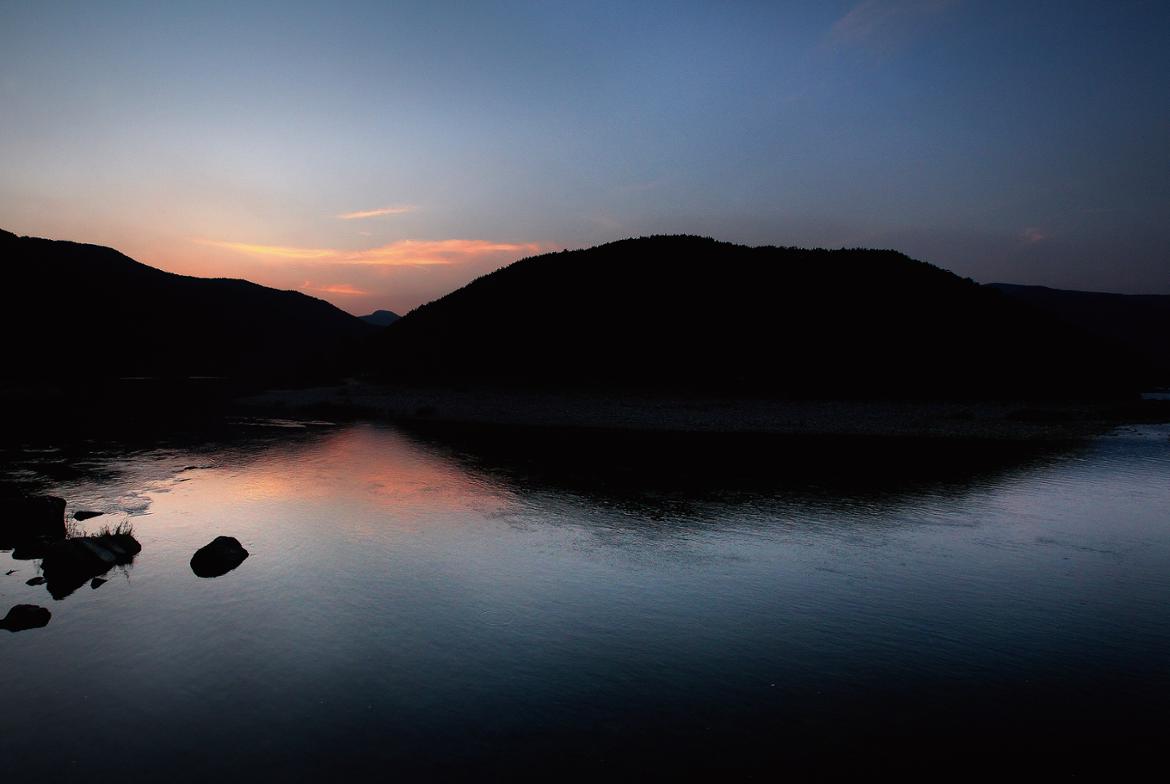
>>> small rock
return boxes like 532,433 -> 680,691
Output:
190,536 -> 249,578
5,569 -> 16,575
0,604 -> 51,632
25,576 -> 45,586
103,540 -> 129,557
73,510 -> 104,521
90,577 -> 107,589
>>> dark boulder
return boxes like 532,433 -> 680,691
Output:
74,510 -> 104,521
90,577 -> 107,589
0,604 -> 51,632
190,536 -> 249,578
10,540 -> 51,560
41,533 -> 141,600
26,576 -> 44,586
0,494 -> 66,548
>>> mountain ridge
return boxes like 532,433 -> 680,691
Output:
988,282 -> 1170,386
0,229 -> 369,383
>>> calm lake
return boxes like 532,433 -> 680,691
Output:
3,420 -> 1170,779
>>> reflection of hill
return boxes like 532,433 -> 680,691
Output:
396,421 -> 1078,520
377,236 -> 1138,398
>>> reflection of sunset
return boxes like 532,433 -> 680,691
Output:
149,426 -> 519,541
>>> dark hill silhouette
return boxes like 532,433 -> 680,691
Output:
358,309 -> 401,328
989,283 -> 1170,387
0,229 -> 370,383
375,236 -> 1140,399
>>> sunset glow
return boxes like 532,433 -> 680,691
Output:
1,2 -> 1167,314
185,237 -> 545,312
310,283 -> 371,296
198,238 -> 544,267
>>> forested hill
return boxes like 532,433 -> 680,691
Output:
374,236 -> 1140,398
0,229 -> 370,383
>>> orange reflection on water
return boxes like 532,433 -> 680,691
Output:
142,424 -> 519,544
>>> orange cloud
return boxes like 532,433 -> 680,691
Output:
336,205 -> 417,220
198,241 -> 337,260
311,283 -> 370,296
198,238 -> 544,267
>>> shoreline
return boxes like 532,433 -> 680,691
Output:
237,382 -> 1170,442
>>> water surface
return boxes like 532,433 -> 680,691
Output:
3,422 -> 1169,778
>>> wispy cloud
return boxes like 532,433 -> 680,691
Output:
308,283 -> 370,296
198,238 -> 543,267
1021,227 -> 1048,244
197,241 -> 338,260
829,0 -> 958,52
336,205 -> 417,220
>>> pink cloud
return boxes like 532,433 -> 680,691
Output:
197,238 -> 544,267
309,283 -> 370,296
336,205 -> 417,220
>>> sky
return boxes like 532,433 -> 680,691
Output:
1,0 -> 1167,315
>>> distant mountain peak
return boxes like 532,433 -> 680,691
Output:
358,309 -> 401,327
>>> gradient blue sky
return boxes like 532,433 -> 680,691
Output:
2,0 -> 1167,314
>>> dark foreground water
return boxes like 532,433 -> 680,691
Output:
2,421 -> 1169,779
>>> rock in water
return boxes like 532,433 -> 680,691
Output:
91,577 -> 107,589
190,536 -> 249,578
41,533 -> 141,600
0,604 -> 51,632
74,510 -> 104,521
25,576 -> 44,586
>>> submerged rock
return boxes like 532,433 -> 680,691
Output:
0,494 -> 66,548
90,577 -> 107,589
0,604 -> 51,632
40,533 -> 141,600
25,576 -> 44,586
73,510 -> 104,521
190,536 -> 249,578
